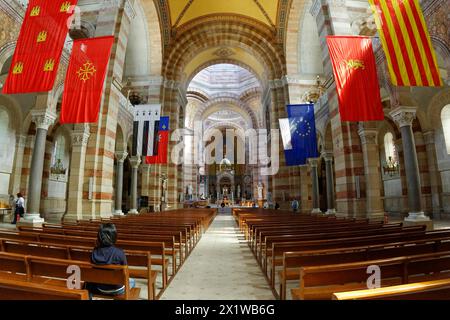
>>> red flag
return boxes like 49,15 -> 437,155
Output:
60,36 -> 114,124
147,117 -> 170,165
326,36 -> 384,122
2,0 -> 77,94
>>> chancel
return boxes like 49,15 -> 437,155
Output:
0,0 -> 449,302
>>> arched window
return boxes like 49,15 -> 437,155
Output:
51,135 -> 67,175
384,132 -> 397,162
441,105 -> 450,155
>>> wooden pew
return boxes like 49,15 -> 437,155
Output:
253,222 -> 391,257
279,236 -> 450,299
0,252 -> 141,300
28,255 -> 141,300
0,231 -> 170,289
269,228 -> 450,291
291,251 -> 450,300
332,278 -> 450,300
0,276 -> 89,300
18,227 -> 181,273
263,226 -> 426,273
0,239 -> 157,299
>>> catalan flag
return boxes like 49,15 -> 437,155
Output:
368,0 -> 443,87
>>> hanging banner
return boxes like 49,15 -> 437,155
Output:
368,0 -> 443,87
60,36 -> 114,124
2,0 -> 78,94
326,36 -> 384,122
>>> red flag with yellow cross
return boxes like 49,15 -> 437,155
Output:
60,36 -> 114,124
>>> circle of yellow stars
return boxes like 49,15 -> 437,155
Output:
77,61 -> 97,82
291,117 -> 312,138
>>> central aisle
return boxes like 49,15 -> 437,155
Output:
160,214 -> 275,300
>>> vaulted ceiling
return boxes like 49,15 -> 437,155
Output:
154,0 -> 291,47
152,0 -> 290,83
167,0 -> 280,29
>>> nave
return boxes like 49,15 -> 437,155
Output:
161,214 -> 274,300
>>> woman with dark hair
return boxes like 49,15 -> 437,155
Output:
11,193 -> 24,224
86,223 -> 135,298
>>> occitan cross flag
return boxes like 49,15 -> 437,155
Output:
368,0 -> 443,87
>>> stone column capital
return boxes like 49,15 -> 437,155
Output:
423,131 -> 435,145
308,158 -> 320,167
321,151 -> 334,162
390,106 -> 417,128
358,125 -> 379,145
115,151 -> 128,163
31,110 -> 57,130
71,124 -> 90,147
129,155 -> 142,168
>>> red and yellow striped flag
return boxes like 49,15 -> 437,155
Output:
368,0 -> 443,87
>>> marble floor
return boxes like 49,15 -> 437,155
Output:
160,214 -> 275,300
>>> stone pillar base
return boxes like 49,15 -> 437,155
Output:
404,212 -> 433,231
128,209 -> 138,215
311,208 -> 322,214
18,213 -> 44,227
326,209 -> 337,215
368,211 -> 386,221
114,210 -> 124,216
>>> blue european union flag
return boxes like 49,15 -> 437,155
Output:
284,104 -> 319,166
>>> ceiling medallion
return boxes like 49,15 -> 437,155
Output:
213,47 -> 235,58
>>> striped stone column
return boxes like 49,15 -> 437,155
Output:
308,158 -> 322,214
299,165 -> 311,213
358,123 -> 385,220
65,124 -> 90,222
311,0 -> 366,218
82,0 -> 135,218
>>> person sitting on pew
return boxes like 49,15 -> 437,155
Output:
85,223 -> 136,299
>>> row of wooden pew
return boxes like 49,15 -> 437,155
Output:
0,208 -> 216,300
233,208 -> 450,300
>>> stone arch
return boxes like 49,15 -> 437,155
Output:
431,36 -> 450,84
163,20 -> 286,84
139,0 -> 163,76
285,0 -> 323,75
124,0 -> 151,78
0,41 -> 16,74
0,95 -> 23,134
115,123 -> 127,153
186,88 -> 211,103
186,58 -> 264,88
194,95 -> 258,129
427,89 -> 450,126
